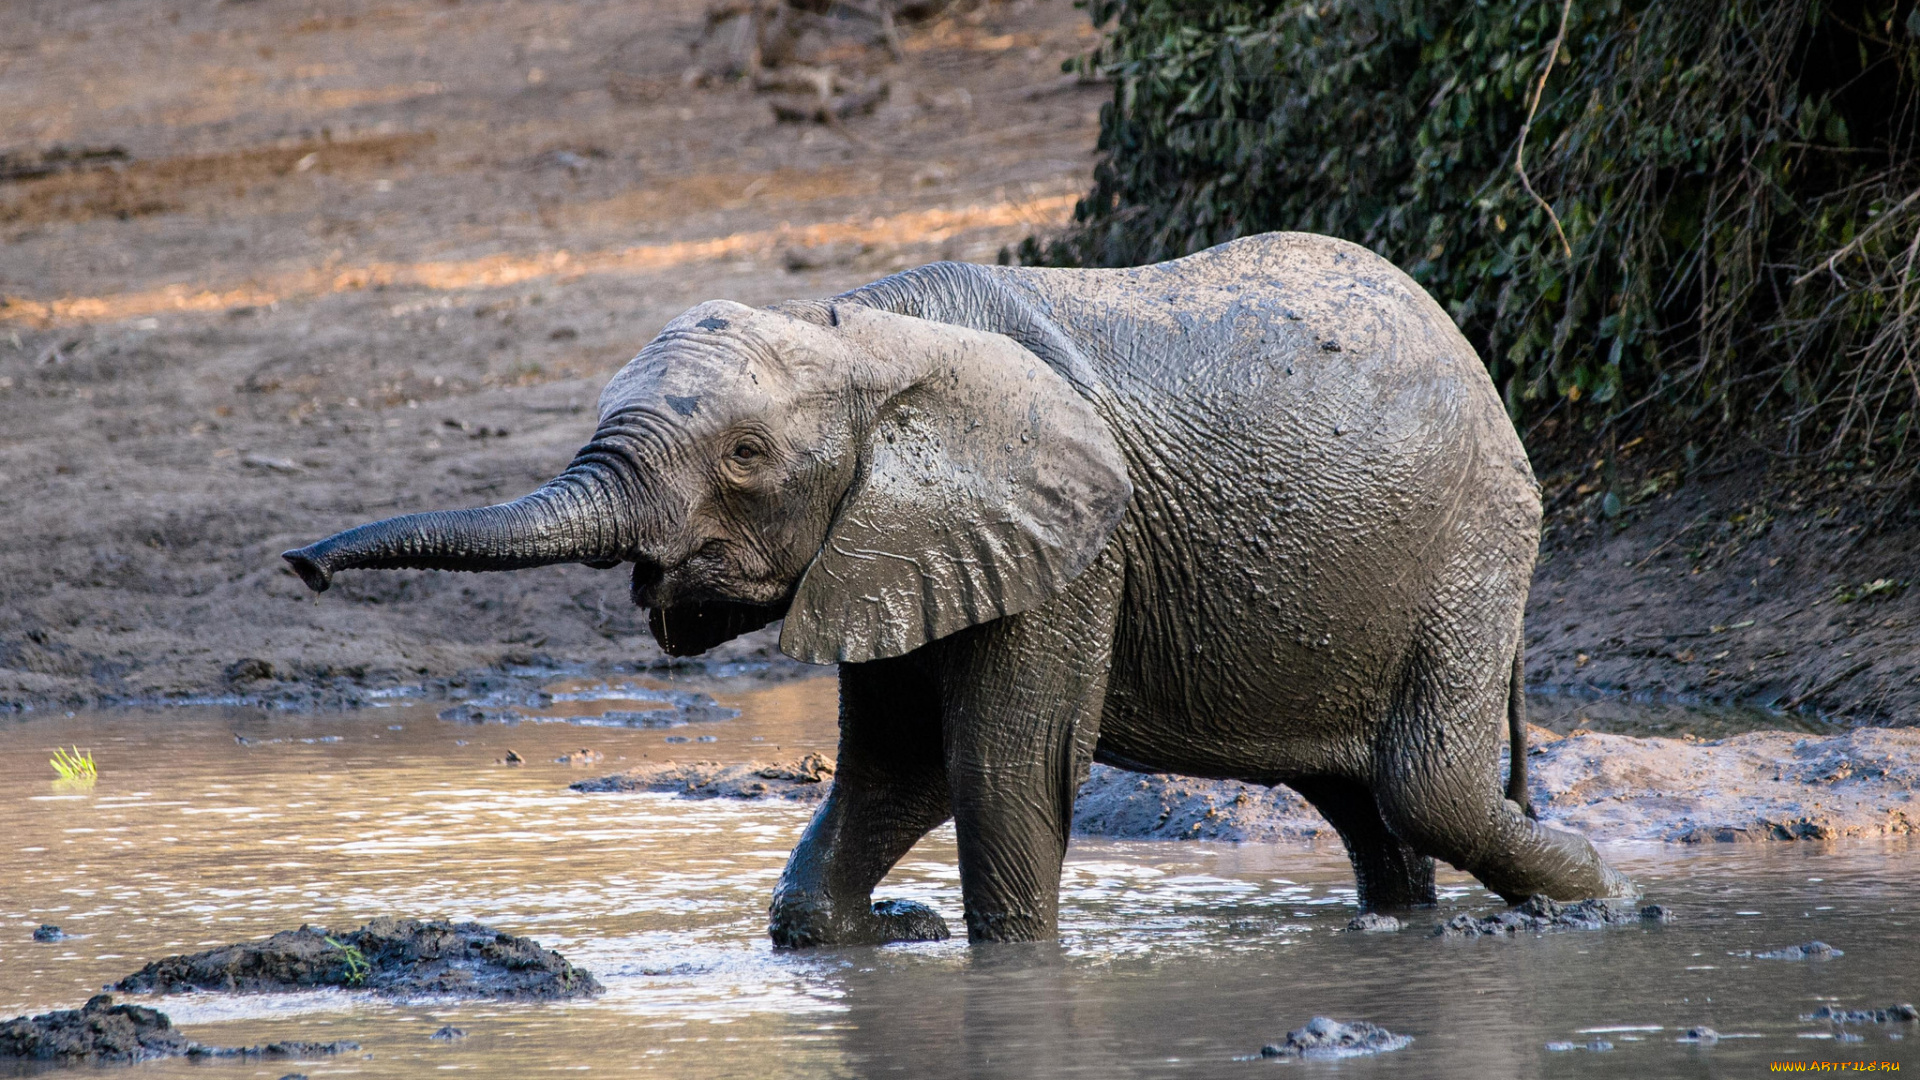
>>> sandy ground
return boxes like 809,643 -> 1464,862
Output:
6,0 -> 1920,727
0,0 -> 1103,709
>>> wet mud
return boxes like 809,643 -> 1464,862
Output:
0,994 -> 356,1066
1528,724 -> 1920,842
1432,897 -> 1673,938
1254,1017 -> 1411,1060
572,753 -> 834,800
111,918 -> 601,1001
604,725 -> 1920,851
439,687 -> 740,728
1749,940 -> 1845,960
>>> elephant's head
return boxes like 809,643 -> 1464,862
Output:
282,300 -> 1132,664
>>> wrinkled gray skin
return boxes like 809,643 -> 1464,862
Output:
285,233 -> 1631,946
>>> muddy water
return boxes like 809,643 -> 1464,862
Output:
2,676 -> 1916,1078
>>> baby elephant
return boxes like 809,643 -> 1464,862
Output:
286,232 -> 1630,945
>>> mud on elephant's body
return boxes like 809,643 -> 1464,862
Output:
286,232 -> 1631,945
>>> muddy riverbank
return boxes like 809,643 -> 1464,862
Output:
0,0 -> 1100,713
6,0 -> 1920,725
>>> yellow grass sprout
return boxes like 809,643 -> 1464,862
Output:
50,746 -> 96,782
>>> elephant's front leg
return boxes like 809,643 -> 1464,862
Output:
935,566 -> 1119,943
769,654 -> 953,948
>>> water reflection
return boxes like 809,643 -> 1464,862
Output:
0,677 -> 1915,1077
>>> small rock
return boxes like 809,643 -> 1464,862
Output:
1342,913 -> 1402,933
32,925 -> 63,943
279,1074 -> 309,1080
498,750 -> 525,767
1756,940 -> 1843,959
1586,1039 -> 1614,1052
1545,1041 -> 1578,1052
1253,1017 -> 1411,1060
1679,1026 -> 1719,1044
554,749 -> 603,766
1640,904 -> 1676,923
429,1026 -> 466,1041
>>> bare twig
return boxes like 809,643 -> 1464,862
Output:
1791,184 -> 1920,287
1516,0 -> 1577,259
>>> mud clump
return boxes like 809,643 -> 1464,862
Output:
1804,1004 -> 1918,1023
0,995 -> 190,1063
112,917 -> 602,1000
1753,940 -> 1844,959
1071,765 -> 1331,842
1254,1017 -> 1411,1060
574,754 -> 834,800
1341,913 -> 1403,933
1434,897 -> 1672,938
0,994 -> 360,1065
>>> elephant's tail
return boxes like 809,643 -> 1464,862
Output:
1507,643 -> 1539,820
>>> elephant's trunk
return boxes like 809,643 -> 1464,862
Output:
282,461 -> 642,593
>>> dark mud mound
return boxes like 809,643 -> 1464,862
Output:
1071,765 -> 1332,842
1752,940 -> 1843,959
573,754 -> 834,800
0,994 -> 359,1066
113,917 -> 602,1001
1254,1017 -> 1411,1060
1434,897 -> 1674,938
0,995 -> 190,1064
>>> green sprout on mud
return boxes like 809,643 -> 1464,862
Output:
325,937 -> 371,987
49,747 -> 96,783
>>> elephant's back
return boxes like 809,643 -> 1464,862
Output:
994,235 -> 1538,774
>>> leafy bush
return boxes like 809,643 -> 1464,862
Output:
1023,1 -> 1920,464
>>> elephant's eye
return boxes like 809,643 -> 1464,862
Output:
729,442 -> 762,463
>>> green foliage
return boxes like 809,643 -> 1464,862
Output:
325,936 -> 371,987
1024,0 -> 1920,462
49,746 -> 95,782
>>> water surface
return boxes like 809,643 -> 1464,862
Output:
2,676 -> 1915,1078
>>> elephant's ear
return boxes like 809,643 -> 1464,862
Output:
779,307 -> 1132,665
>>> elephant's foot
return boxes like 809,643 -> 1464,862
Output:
769,897 -> 950,949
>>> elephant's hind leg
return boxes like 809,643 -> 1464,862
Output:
769,654 -> 953,947
1373,659 -> 1632,904
1289,776 -> 1435,910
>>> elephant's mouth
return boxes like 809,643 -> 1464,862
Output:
630,557 -> 790,657
646,599 -> 787,657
